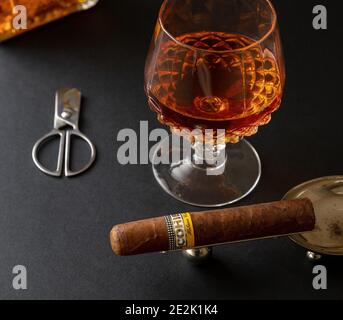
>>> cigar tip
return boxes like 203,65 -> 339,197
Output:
110,225 -> 124,256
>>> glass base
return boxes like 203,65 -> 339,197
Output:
152,135 -> 261,207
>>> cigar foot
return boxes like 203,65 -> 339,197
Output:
110,226 -> 124,256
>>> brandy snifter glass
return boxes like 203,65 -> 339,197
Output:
145,0 -> 285,207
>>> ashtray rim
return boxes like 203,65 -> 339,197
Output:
284,175 -> 343,256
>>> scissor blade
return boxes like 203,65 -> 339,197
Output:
54,88 -> 82,130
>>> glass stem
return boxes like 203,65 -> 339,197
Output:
192,140 -> 227,171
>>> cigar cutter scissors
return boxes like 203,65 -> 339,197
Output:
32,88 -> 96,177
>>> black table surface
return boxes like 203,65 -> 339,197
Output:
0,0 -> 342,300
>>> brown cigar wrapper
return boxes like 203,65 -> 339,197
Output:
110,198 -> 315,256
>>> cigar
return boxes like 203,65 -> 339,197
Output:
110,198 -> 315,256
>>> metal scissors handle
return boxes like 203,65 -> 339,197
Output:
32,88 -> 96,177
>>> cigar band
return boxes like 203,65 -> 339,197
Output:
164,213 -> 195,251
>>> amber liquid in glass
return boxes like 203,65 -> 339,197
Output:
147,31 -> 282,142
0,0 -> 90,41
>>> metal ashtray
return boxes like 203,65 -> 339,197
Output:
283,176 -> 343,260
